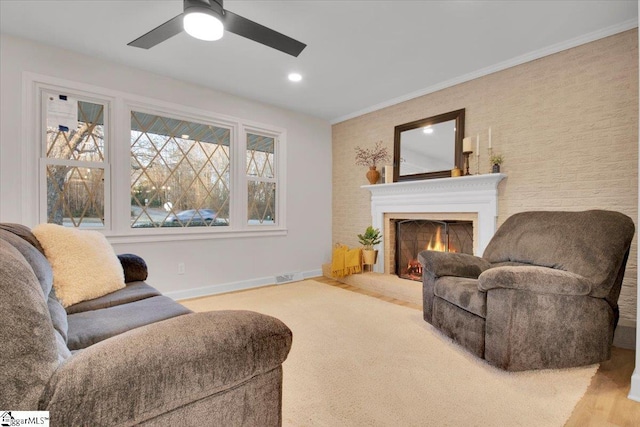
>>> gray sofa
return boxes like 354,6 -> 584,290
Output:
0,223 -> 293,426
419,210 -> 634,371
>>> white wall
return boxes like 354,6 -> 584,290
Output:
631,0 -> 640,403
0,34 -> 332,297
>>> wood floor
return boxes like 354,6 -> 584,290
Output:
313,276 -> 640,427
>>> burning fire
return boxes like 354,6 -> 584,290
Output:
406,259 -> 422,277
403,226 -> 459,280
425,226 -> 446,252
424,226 -> 457,253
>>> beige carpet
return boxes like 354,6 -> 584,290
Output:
182,280 -> 598,427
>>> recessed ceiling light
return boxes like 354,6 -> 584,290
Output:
288,73 -> 302,82
423,127 -> 434,134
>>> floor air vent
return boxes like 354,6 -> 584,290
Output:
276,272 -> 303,284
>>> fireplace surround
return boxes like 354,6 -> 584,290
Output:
363,174 -> 506,274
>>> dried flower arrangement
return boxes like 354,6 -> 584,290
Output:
354,141 -> 390,168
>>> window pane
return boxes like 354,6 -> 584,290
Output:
44,96 -> 106,228
46,100 -> 105,162
248,181 -> 276,225
246,134 -> 274,178
130,111 -> 230,228
46,166 -> 105,227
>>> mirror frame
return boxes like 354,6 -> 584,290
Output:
393,108 -> 465,181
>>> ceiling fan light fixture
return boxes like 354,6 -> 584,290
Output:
183,10 -> 224,41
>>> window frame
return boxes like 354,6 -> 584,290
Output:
242,125 -> 283,228
26,74 -> 287,243
126,102 -> 237,232
38,87 -> 114,230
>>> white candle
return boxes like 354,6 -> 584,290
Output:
462,137 -> 472,152
488,127 -> 492,149
476,134 -> 480,155
385,165 -> 393,183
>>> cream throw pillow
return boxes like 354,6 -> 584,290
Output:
32,224 -> 125,307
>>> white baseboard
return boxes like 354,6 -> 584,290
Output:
165,268 -> 323,301
303,269 -> 323,279
629,371 -> 640,402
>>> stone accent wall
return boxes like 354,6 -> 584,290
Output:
332,29 -> 639,325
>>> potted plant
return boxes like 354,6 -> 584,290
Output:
489,153 -> 504,173
355,141 -> 390,184
358,225 -> 382,265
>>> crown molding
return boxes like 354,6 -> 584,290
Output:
331,18 -> 639,125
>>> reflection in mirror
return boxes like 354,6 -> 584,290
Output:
399,120 -> 456,175
394,109 -> 465,181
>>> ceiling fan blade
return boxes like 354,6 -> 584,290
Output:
223,10 -> 306,57
128,13 -> 185,49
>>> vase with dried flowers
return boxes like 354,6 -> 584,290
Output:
355,141 -> 390,184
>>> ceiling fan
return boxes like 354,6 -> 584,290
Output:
128,0 -> 306,57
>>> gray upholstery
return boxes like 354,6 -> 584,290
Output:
67,295 -> 192,350
0,227 -> 70,349
434,276 -> 486,318
66,281 -> 161,314
420,210 -> 635,371
42,311 -> 292,426
1,223 -> 292,425
0,240 -> 59,409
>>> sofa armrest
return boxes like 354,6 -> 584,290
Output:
419,250 -> 491,279
41,310 -> 292,426
117,253 -> 148,282
478,266 -> 592,296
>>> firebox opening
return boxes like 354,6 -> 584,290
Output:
396,219 -> 473,281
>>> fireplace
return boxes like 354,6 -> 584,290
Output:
364,174 -> 505,274
395,219 -> 473,281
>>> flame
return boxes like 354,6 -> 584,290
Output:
424,227 -> 458,253
425,227 -> 447,252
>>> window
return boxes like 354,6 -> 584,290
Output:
34,77 -> 285,237
42,93 -> 109,228
246,132 -> 277,225
130,110 -> 231,228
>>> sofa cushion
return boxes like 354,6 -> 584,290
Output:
66,282 -> 161,314
434,276 -> 487,318
32,223 -> 126,307
48,292 -> 69,343
0,223 -> 46,253
0,239 -> 59,409
66,296 -> 192,350
0,228 -> 69,344
0,229 -> 54,296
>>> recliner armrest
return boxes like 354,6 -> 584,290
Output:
478,266 -> 593,296
419,250 -> 491,279
40,310 -> 292,426
118,253 -> 148,282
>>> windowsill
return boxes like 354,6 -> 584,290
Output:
106,227 -> 288,244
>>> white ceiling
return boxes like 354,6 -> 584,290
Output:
0,1 -> 637,123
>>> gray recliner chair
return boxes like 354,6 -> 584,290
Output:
419,210 -> 634,371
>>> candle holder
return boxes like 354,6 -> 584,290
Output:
463,151 -> 472,176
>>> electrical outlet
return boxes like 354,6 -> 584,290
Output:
177,262 -> 185,275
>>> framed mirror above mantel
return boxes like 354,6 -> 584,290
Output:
393,108 -> 465,181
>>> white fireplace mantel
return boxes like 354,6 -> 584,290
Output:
363,174 -> 506,273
